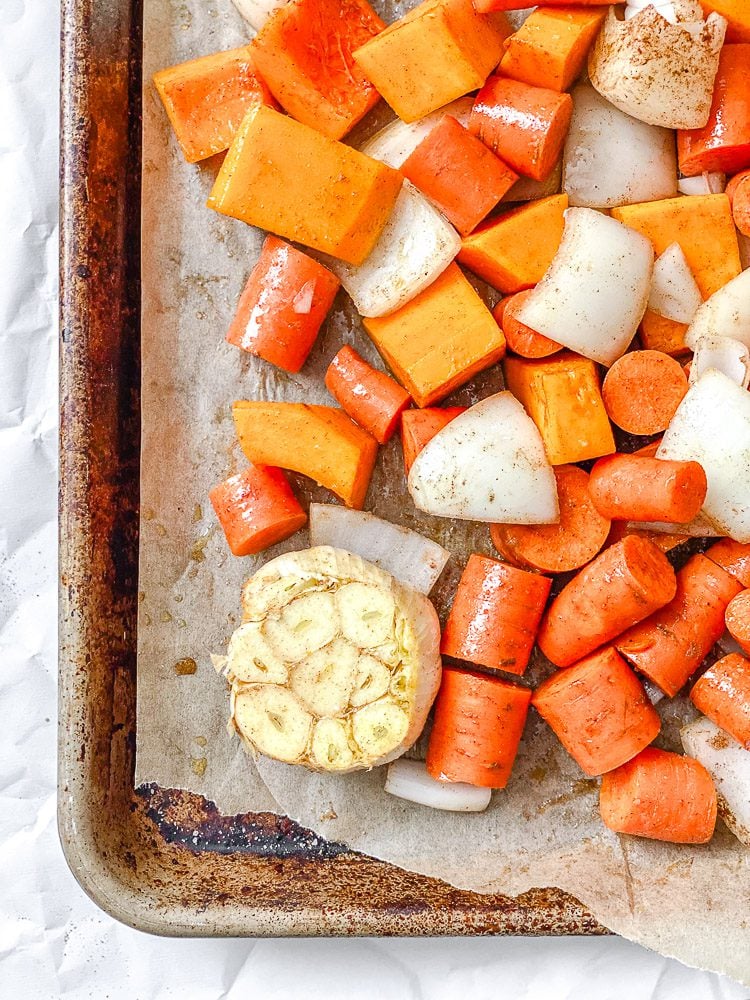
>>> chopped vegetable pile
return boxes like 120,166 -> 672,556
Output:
155,0 -> 750,846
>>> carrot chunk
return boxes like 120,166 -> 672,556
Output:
325,345 -> 411,444
459,194 -> 568,294
491,465 -> 610,574
498,6 -> 606,93
362,264 -> 505,408
400,407 -> 466,475
601,350 -> 688,436
494,290 -> 562,359
615,554 -> 743,697
532,647 -> 660,776
678,46 -> 750,177
638,309 -> 690,357
208,106 -> 402,266
153,46 -> 277,163
209,465 -> 307,556
251,0 -> 384,140
588,455 -> 707,525
726,169 -> 750,237
233,401 -> 378,509
425,667 -> 532,787
537,536 -> 677,668
441,554 -> 552,675
725,592 -> 750,657
469,76 -> 573,181
504,352 -> 615,465
353,0 -> 510,123
402,116 -> 518,236
707,539 -> 750,588
600,748 -> 717,844
691,652 -> 750,748
226,236 -> 340,373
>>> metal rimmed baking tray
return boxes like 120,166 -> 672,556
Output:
58,0 -> 605,935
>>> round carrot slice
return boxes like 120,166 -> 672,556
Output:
727,170 -> 750,238
493,290 -> 562,359
724,591 -> 750,656
491,465 -> 610,573
602,350 -> 688,435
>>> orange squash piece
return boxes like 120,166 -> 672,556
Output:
458,194 -> 568,294
251,0 -> 384,140
499,6 -> 606,93
352,0 -> 510,123
208,106 -> 402,265
153,46 -> 277,163
504,351 -> 615,465
639,309 -> 690,357
611,195 -> 741,298
233,401 -> 378,509
363,264 -> 505,408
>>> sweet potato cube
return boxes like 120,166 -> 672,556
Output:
363,264 -> 506,408
504,351 -> 615,465
208,106 -> 402,265
153,46 -> 277,163
401,116 -> 518,235
352,0 -> 510,123
458,194 -> 568,294
251,0 -> 384,140
499,7 -> 607,93
611,195 -> 741,298
639,309 -> 690,357
233,402 -> 378,509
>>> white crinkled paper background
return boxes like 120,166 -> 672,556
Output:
1,0 -> 750,995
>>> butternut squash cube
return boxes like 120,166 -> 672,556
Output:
363,264 -> 505,408
639,309 -> 690,357
504,352 -> 615,465
208,106 -> 403,265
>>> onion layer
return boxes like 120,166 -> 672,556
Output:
682,716 -> 750,847
678,172 -> 726,196
689,335 -> 750,389
385,759 -> 492,812
685,268 -> 750,350
231,0 -> 289,30
648,242 -> 703,323
360,99 -> 473,169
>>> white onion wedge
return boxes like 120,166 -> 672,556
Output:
562,84 -> 677,210
657,369 -> 750,542
681,716 -> 750,847
628,513 -> 722,537
515,208 -> 654,366
685,268 -> 750,350
407,393 -> 559,524
360,99 -> 473,169
308,505 -> 450,595
648,242 -> 703,323
678,172 -> 726,195
385,759 -> 492,812
231,0 -> 289,31
322,182 -> 460,318
642,678 -> 666,705
689,335 -> 750,389
504,161 -> 562,204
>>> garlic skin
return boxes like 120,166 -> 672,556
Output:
588,4 -> 727,130
224,547 -> 442,773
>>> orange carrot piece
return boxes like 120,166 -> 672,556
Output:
226,236 -> 340,373
425,667 -> 532,787
469,76 -> 573,181
400,406 -> 466,475
724,592 -> 750,656
726,170 -> 750,237
325,345 -> 411,444
615,554 -> 743,697
402,116 -> 518,236
537,536 -> 677,668
491,465 -> 610,574
599,748 -> 717,844
639,309 -> 690,357
706,539 -> 750,588
532,647 -> 661,776
588,455 -> 708,524
494,289 -> 562,359
601,351 -> 688,436
498,6 -> 606,93
209,465 -> 307,556
442,554 -> 551,675
678,46 -> 750,177
153,46 -> 277,163
251,0 -> 384,141
691,652 -> 750,748
233,401 -> 378,509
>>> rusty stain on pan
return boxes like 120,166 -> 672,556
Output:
58,0 -> 606,936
